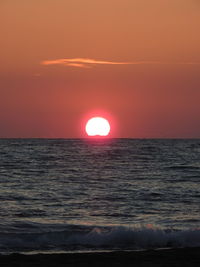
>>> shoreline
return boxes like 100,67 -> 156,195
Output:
1,247 -> 200,266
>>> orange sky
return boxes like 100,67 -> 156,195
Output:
0,0 -> 200,138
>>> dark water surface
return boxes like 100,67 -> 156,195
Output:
0,139 -> 200,253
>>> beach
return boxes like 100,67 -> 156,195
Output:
1,247 -> 200,267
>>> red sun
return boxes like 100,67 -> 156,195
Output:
85,117 -> 110,136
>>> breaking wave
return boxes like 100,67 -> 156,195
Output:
1,224 -> 200,253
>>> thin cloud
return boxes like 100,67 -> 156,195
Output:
67,63 -> 89,68
41,58 -> 132,68
41,58 -> 200,68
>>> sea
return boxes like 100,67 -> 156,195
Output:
0,138 -> 200,254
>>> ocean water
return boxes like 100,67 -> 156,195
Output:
0,138 -> 200,253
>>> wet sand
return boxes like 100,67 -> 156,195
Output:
1,247 -> 200,267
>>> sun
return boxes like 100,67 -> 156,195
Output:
85,117 -> 110,136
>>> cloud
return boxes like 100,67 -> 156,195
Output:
41,58 -> 132,68
41,58 -> 200,68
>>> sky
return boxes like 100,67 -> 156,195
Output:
0,0 -> 200,138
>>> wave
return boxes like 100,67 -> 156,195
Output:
1,225 -> 200,252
